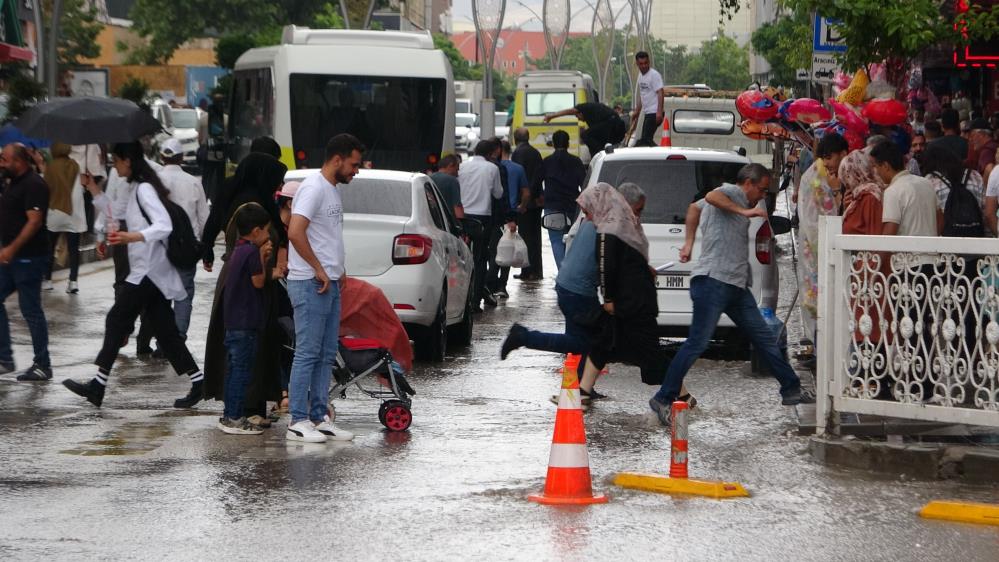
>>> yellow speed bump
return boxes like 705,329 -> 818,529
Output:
613,472 -> 749,500
919,500 -> 999,527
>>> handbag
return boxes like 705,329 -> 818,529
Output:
542,212 -> 568,231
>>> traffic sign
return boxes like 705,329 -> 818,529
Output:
811,52 -> 839,84
796,69 -> 809,81
813,14 -> 846,53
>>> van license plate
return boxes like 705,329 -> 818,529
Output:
658,274 -> 689,290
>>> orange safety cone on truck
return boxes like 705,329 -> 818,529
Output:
659,116 -> 672,147
613,401 -> 748,499
529,358 -> 608,505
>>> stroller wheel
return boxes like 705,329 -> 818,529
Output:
380,400 -> 412,432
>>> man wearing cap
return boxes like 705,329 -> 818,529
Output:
968,118 -> 996,186
136,138 -> 209,352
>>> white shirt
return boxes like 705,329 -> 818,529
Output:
125,182 -> 185,300
637,68 -> 664,115
159,164 -> 209,240
882,171 -> 938,240
93,159 -> 164,232
70,144 -> 104,177
288,171 -> 345,281
986,167 -> 999,198
457,156 -> 502,216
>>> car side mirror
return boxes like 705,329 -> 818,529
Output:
770,215 -> 792,235
732,146 -> 747,157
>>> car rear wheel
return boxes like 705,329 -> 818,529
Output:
449,285 -> 474,347
414,287 -> 447,362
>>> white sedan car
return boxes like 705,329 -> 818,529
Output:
285,169 -> 475,361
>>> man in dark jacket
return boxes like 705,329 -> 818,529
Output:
511,127 -> 544,280
544,101 -> 626,159
541,130 -> 586,269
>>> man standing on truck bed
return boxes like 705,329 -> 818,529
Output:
544,101 -> 626,160
631,51 -> 664,147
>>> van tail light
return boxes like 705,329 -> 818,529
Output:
393,234 -> 433,265
666,154 -> 686,160
755,220 -> 773,264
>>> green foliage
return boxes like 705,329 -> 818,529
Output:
117,75 -> 150,105
751,11 -> 811,87
42,0 -> 103,70
781,0 -> 999,76
313,2 -> 347,28
679,32 -> 751,91
3,67 -> 47,121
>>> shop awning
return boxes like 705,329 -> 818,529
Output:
0,42 -> 33,63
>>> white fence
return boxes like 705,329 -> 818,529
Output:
816,216 -> 999,435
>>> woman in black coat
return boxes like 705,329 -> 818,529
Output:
201,144 -> 288,422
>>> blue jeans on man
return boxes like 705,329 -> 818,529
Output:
287,279 -> 341,424
544,208 -> 576,270
0,256 -> 50,369
223,329 -> 258,419
654,276 -> 801,404
523,285 -> 600,354
173,266 -> 197,340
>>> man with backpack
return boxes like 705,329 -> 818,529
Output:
920,144 -> 986,238
136,139 -> 210,356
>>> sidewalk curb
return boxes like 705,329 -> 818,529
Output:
808,436 -> 999,483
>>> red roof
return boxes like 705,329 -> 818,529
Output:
452,30 -> 586,76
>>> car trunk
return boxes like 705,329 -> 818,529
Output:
343,215 -> 411,276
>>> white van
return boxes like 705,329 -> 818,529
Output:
229,26 -> 455,172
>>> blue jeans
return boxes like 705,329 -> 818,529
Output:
0,256 -> 50,368
223,329 -> 258,419
287,278 -> 340,424
654,276 -> 800,403
523,285 -> 600,354
173,266 -> 197,340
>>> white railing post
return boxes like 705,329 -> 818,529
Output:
816,216 -> 843,435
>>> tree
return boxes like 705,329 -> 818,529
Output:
42,0 -> 103,71
750,11 -> 811,87
116,75 -> 150,105
1,64 -> 46,122
680,32 -> 751,91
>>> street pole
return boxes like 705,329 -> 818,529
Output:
472,0 -> 505,140
47,0 -> 62,98
32,0 -> 44,83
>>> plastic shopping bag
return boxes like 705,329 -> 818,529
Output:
510,232 -> 529,268
495,230 -> 517,267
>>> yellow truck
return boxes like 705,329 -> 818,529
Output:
511,70 -> 599,160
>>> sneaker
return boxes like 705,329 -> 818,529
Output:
495,289 -> 510,299
471,306 -> 484,315
483,293 -> 499,307
648,397 -> 673,426
41,280 -> 53,291
66,281 -> 79,294
781,389 -> 816,406
16,364 -> 52,381
173,381 -> 203,409
0,361 -> 14,375
315,415 -> 354,441
246,414 -> 272,429
63,378 -> 105,407
679,393 -> 698,410
286,420 -> 327,443
136,344 -> 153,357
581,387 -> 607,400
500,323 -> 527,360
151,348 -> 166,359
218,417 -> 264,435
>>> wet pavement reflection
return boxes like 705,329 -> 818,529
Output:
1,247 -> 998,560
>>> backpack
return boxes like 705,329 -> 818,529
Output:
136,187 -> 205,269
941,170 -> 985,238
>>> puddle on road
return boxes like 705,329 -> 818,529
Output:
60,422 -> 173,456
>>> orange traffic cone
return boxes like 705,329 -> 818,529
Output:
529,358 -> 608,505
659,117 -> 672,147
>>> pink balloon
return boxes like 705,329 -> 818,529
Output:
829,100 -> 870,136
862,99 -> 908,126
788,98 -> 831,124
736,90 -> 779,121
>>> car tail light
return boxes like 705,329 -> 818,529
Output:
393,303 -> 416,310
393,234 -> 433,265
666,154 -> 686,160
755,220 -> 773,264
295,149 -> 306,162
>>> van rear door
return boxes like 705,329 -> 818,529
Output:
595,157 -> 745,316
515,89 -> 583,158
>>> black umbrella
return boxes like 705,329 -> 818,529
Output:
14,96 -> 162,145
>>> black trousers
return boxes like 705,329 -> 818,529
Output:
95,277 -> 198,377
517,208 -> 543,278
46,231 -> 81,282
465,214 -> 493,305
581,118 -> 627,157
487,224 -> 509,293
635,113 -> 659,147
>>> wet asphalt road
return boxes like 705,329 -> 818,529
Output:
1,247 -> 998,561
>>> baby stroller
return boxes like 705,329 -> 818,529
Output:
277,279 -> 417,431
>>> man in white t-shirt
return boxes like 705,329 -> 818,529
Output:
872,140 -> 940,239
985,159 -> 999,235
285,134 -> 365,444
631,51 -> 664,147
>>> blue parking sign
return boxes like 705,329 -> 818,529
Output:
813,14 -> 846,53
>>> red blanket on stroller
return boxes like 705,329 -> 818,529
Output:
340,277 -> 414,372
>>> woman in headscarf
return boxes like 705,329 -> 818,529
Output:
201,143 -> 288,426
43,143 -> 87,293
576,182 -> 694,405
